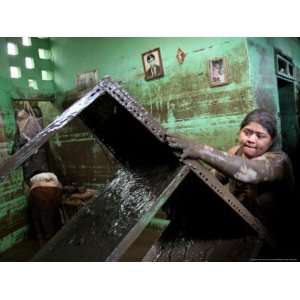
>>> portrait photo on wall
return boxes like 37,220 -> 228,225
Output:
142,48 -> 164,81
208,57 -> 229,87
76,69 -> 98,90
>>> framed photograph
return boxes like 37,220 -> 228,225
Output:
76,69 -> 98,90
142,48 -> 164,81
208,57 -> 229,87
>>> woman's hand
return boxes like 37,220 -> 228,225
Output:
166,133 -> 202,161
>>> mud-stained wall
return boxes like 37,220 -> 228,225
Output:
0,90 -> 29,253
46,115 -> 119,190
0,37 -> 56,253
247,37 -> 300,149
0,106 -> 27,253
52,37 -> 253,150
247,38 -> 281,135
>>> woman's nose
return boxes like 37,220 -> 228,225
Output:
248,133 -> 257,142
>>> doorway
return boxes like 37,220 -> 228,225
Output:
277,78 -> 299,159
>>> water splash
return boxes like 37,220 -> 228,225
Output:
101,168 -> 154,237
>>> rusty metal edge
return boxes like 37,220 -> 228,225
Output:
103,77 -> 167,143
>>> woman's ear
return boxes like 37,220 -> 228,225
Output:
269,136 -> 279,151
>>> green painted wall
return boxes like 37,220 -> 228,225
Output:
52,37 -> 254,150
247,37 -> 300,150
0,37 -> 55,253
1,38 -> 55,98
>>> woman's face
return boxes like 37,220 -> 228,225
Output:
239,121 -> 273,158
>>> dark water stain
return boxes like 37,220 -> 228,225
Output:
193,48 -> 205,53
254,87 -> 276,113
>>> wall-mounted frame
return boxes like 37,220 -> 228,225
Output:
276,53 -> 294,80
208,57 -> 229,87
142,48 -> 164,81
76,69 -> 98,90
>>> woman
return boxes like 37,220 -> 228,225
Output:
166,109 -> 295,244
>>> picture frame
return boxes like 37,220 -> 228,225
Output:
142,48 -> 164,81
76,69 -> 98,90
208,57 -> 229,87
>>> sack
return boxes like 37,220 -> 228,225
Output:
17,102 -> 42,142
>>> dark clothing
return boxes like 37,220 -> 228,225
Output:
12,131 -> 49,183
163,147 -> 295,248
29,186 -> 62,240
145,65 -> 162,79
227,147 -> 294,230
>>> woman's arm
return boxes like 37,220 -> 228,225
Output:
210,145 -> 240,184
166,133 -> 287,184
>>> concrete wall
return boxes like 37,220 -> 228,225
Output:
0,37 -> 55,253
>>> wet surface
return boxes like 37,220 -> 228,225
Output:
145,235 -> 261,262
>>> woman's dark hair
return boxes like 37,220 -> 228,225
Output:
146,54 -> 155,62
240,109 -> 277,139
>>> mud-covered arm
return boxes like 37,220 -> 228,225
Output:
166,134 -> 286,184
209,145 -> 240,184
